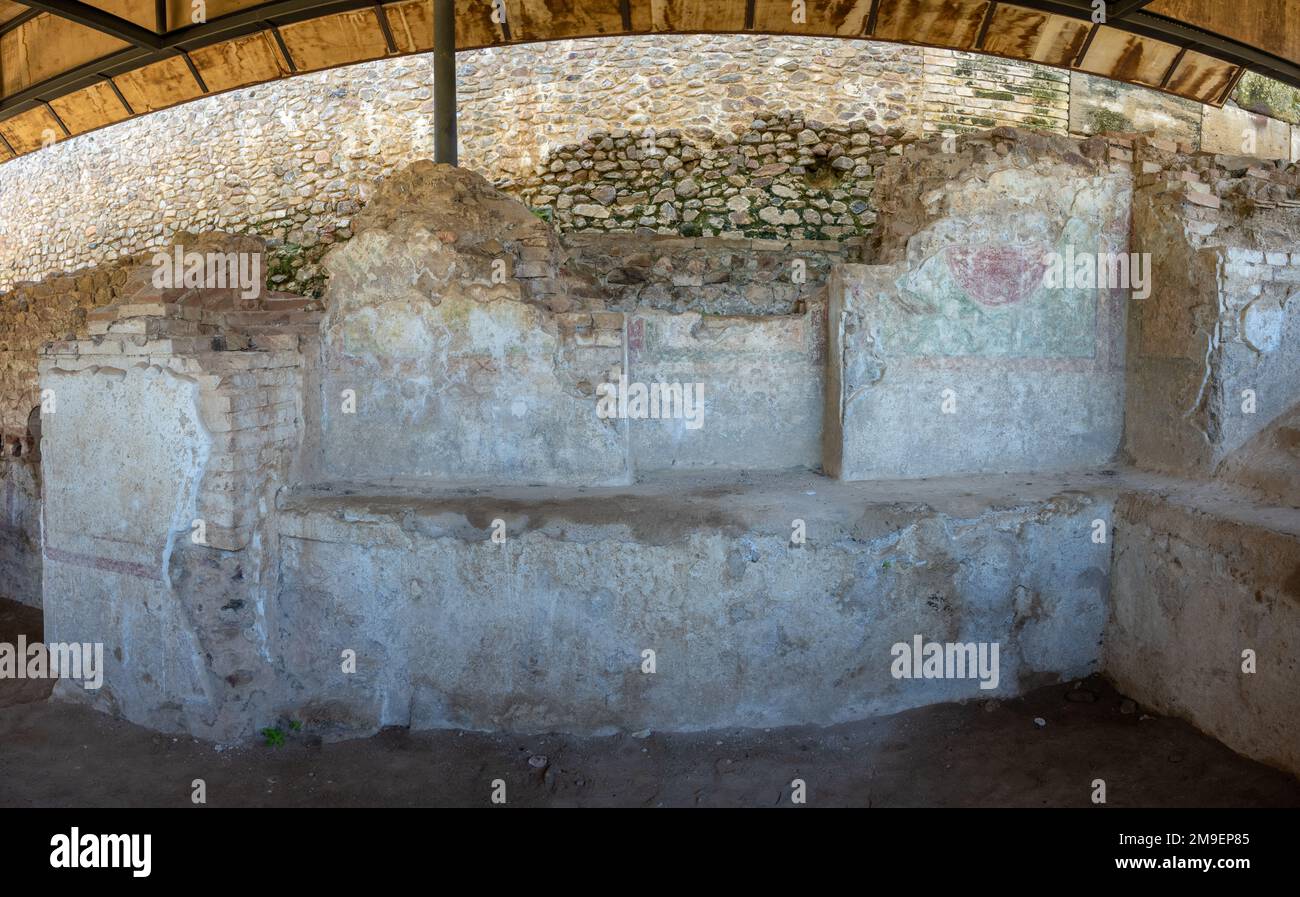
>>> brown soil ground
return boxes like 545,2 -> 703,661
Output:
1,598 -> 1297,808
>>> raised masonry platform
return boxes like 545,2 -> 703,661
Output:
273,470 -> 1116,736
265,468 -> 1300,776
42,459 -> 1300,775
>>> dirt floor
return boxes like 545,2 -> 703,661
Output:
1,598 -> 1297,808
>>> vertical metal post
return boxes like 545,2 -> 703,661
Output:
434,0 -> 457,166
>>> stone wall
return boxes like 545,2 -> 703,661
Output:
0,35 -> 923,294
314,163 -> 628,487
1068,72 -> 1203,146
0,265 -> 127,444
463,34 -> 924,175
922,49 -> 1070,136
563,233 -> 858,316
39,246 -> 317,736
1106,487 -> 1300,776
2,35 -> 1300,295
273,474 -> 1113,737
516,114 -> 903,240
0,261 -> 133,607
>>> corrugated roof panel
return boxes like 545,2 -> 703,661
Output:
1166,49 -> 1241,105
650,0 -> 747,33
386,0 -> 434,54
1150,0 -> 1297,69
0,1 -> 28,28
114,55 -> 205,113
87,0 -> 157,30
1078,27 -> 1182,90
505,0 -> 629,40
160,0 -> 270,31
49,80 -> 131,134
458,0 -> 508,47
981,6 -> 1090,68
873,0 -> 992,50
278,9 -> 392,72
0,14 -> 128,98
0,104 -> 66,153
0,0 -> 1296,165
751,0 -> 873,36
190,31 -> 292,93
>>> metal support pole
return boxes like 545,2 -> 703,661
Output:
433,0 -> 457,166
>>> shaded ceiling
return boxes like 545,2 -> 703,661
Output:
0,0 -> 1294,163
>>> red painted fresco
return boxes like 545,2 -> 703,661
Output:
44,546 -> 162,581
945,242 -> 1051,308
627,316 -> 645,360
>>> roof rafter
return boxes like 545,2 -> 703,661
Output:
0,7 -> 41,37
8,0 -> 163,49
0,0 -> 376,117
1012,0 -> 1300,86
1108,0 -> 1157,20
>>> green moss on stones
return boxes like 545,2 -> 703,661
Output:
1087,109 -> 1134,135
1234,72 -> 1300,125
262,242 -> 331,298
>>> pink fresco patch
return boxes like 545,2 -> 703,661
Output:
945,242 -> 1051,308
627,316 -> 645,360
1105,208 -> 1132,237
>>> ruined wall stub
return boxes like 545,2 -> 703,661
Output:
0,460 -> 41,607
1106,489 -> 1300,776
38,243 -> 315,738
316,163 -> 631,487
827,130 -> 1130,480
1125,149 -> 1300,479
